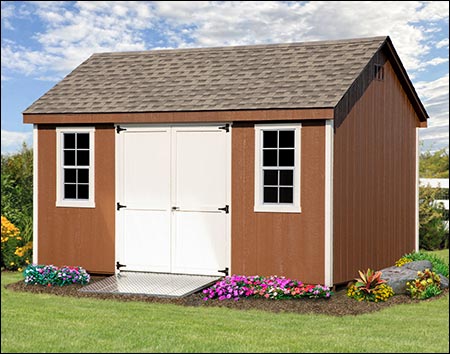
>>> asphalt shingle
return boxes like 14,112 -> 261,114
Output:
24,37 -> 387,114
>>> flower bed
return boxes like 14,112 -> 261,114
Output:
24,264 -> 90,286
203,275 -> 332,301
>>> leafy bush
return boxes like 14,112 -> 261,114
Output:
395,257 -> 412,267
406,269 -> 442,299
1,216 -> 32,270
24,264 -> 90,286
347,283 -> 394,302
202,275 -> 332,301
347,269 -> 394,302
419,184 -> 448,250
398,251 -> 449,277
1,145 -> 34,244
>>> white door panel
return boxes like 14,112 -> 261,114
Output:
174,129 -> 227,210
123,130 -> 170,209
122,210 -> 171,272
172,212 -> 228,275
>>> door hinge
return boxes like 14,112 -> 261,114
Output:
116,261 -> 126,270
218,124 -> 230,132
218,205 -> 229,214
117,202 -> 127,211
218,267 -> 229,276
116,125 -> 127,134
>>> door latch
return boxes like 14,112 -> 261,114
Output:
171,206 -> 180,211
218,267 -> 229,276
218,205 -> 229,214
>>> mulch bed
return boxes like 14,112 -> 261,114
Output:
5,275 -> 448,317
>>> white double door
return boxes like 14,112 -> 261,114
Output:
116,125 -> 230,276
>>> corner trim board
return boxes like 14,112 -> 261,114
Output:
33,125 -> 38,264
324,120 -> 334,287
415,128 -> 419,251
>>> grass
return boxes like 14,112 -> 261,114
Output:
428,249 -> 449,264
1,269 -> 449,353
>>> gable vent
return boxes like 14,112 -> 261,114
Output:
374,64 -> 384,81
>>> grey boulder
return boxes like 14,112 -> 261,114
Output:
380,260 -> 433,295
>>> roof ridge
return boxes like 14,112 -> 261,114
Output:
91,36 -> 388,57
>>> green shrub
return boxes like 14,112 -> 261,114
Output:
1,144 -> 34,244
406,269 -> 442,299
347,269 -> 394,302
1,215 -> 32,270
24,264 -> 90,286
399,251 -> 449,277
419,184 -> 448,250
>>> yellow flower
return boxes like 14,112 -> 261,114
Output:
18,267 -> 22,272
9,262 -> 14,266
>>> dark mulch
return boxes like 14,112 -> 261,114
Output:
5,276 -> 448,317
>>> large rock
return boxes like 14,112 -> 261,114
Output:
380,261 -> 433,295
439,274 -> 449,289
403,260 -> 432,272
379,266 -> 418,294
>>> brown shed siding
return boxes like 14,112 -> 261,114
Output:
231,121 -> 326,284
333,60 -> 418,284
37,125 -> 115,273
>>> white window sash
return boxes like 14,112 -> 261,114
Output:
56,127 -> 95,208
254,123 -> 301,213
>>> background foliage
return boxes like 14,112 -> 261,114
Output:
1,144 -> 33,244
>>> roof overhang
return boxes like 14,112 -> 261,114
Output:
23,108 -> 334,125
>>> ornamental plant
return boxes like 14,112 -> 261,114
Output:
406,269 -> 441,299
1,215 -> 32,271
347,269 -> 394,302
24,264 -> 90,286
347,283 -> 394,302
202,275 -> 332,301
395,257 -> 412,267
396,251 -> 448,277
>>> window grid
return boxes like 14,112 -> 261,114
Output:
63,133 -> 90,200
261,129 -> 295,204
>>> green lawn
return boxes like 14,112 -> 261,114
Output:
1,270 -> 449,353
428,248 -> 449,264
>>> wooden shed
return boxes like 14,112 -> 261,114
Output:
23,36 -> 428,286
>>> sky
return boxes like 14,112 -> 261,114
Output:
1,1 -> 449,154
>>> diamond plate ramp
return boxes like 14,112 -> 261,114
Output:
79,272 -> 220,298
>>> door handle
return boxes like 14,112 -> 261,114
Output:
171,206 -> 179,211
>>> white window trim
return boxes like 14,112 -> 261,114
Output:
56,127 -> 95,208
254,123 -> 301,213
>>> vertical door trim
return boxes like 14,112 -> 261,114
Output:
324,120 -> 334,287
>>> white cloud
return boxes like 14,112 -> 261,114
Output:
1,130 -> 33,153
436,38 -> 449,48
2,1 -> 155,77
1,1 -> 15,30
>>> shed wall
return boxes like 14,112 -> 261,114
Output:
333,60 -> 418,284
37,125 -> 115,273
231,121 -> 326,284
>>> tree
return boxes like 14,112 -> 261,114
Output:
419,184 -> 448,250
1,143 -> 34,243
419,146 -> 449,178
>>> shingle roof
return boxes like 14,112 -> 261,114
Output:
24,36 -> 387,114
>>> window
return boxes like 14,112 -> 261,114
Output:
56,127 -> 95,208
374,64 -> 384,81
254,124 -> 301,213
